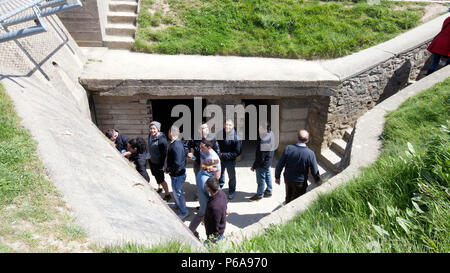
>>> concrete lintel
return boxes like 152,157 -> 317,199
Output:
81,79 -> 338,97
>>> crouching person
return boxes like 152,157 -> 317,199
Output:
204,177 -> 227,243
128,137 -> 150,182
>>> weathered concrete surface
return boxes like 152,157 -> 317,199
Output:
227,65 -> 450,244
0,15 -> 204,250
79,47 -> 340,97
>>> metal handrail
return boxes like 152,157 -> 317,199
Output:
0,0 -> 82,43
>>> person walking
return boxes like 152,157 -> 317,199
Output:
217,119 -> 242,200
275,129 -> 321,204
425,16 -> 450,75
127,137 -> 150,182
204,177 -> 227,243
165,125 -> 189,220
148,121 -> 171,202
188,139 -> 221,238
249,121 -> 275,201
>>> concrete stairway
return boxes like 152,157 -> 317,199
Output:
104,0 -> 138,49
316,127 -> 353,181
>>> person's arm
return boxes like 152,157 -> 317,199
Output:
310,152 -> 321,183
158,136 -> 168,169
275,147 -> 288,181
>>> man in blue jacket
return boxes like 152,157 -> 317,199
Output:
217,119 -> 242,200
148,121 -> 171,201
275,129 -> 321,204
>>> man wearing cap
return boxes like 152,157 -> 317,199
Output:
148,121 -> 171,201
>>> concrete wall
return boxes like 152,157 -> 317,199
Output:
0,14 -> 203,250
58,0 -> 103,46
93,94 -> 152,139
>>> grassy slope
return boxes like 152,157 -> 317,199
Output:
134,0 -> 424,59
0,83 -> 90,252
232,78 -> 450,253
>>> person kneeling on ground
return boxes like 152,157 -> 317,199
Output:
128,137 -> 150,182
204,177 -> 227,243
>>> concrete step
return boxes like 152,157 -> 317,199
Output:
343,127 -> 353,142
103,35 -> 134,49
318,148 -> 342,173
330,138 -> 347,157
109,1 -> 138,13
107,12 -> 137,24
105,24 -> 136,36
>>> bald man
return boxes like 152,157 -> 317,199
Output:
275,129 -> 321,204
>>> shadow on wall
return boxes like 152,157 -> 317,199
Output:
378,60 -> 412,103
0,16 -> 74,86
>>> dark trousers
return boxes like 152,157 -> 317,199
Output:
285,180 -> 307,204
219,160 -> 236,194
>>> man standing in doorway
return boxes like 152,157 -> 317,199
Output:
275,129 -> 321,204
217,119 -> 242,200
148,121 -> 171,202
187,122 -> 220,178
165,125 -> 189,220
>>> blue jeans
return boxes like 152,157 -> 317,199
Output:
171,173 -> 188,215
219,160 -> 236,194
256,167 -> 272,198
189,170 -> 212,233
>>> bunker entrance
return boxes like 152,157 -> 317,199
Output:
150,98 -> 206,139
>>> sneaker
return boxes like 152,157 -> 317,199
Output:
168,203 -> 178,210
249,194 -> 262,201
178,212 -> 189,220
156,188 -> 163,194
163,195 -> 171,202
263,191 -> 272,198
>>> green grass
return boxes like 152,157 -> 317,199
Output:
0,83 -> 90,252
101,78 -> 449,253
231,78 -> 450,253
133,0 -> 425,59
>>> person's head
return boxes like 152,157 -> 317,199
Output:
168,125 -> 180,141
128,137 -> 147,154
105,129 -> 119,143
205,177 -> 220,195
298,129 -> 309,144
149,121 -> 161,137
224,119 -> 234,133
200,138 -> 213,154
258,121 -> 271,135
198,122 -> 209,137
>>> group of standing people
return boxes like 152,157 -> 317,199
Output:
105,119 -> 321,243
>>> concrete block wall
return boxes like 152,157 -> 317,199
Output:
93,95 -> 152,139
58,0 -> 104,46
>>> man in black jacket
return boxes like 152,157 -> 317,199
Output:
148,121 -> 171,201
275,129 -> 321,204
165,125 -> 189,220
105,128 -> 131,157
250,121 -> 275,201
217,119 -> 241,200
187,122 -> 220,178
